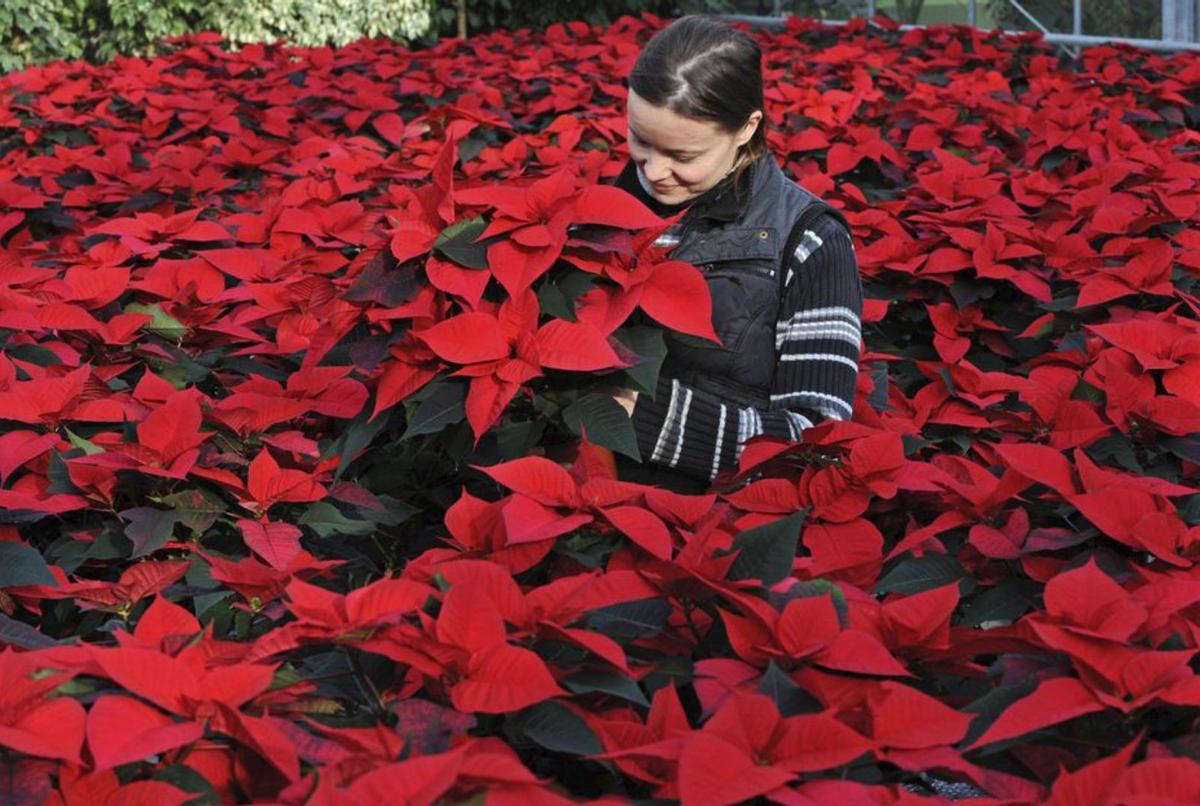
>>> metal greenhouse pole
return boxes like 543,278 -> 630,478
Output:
1163,0 -> 1198,42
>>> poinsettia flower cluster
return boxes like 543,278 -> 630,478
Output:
0,12 -> 1199,804
369,132 -> 718,440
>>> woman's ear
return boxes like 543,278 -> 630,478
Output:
736,109 -> 764,148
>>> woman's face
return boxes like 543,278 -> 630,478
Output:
626,88 -> 761,206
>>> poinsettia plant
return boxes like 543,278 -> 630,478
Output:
0,12 -> 1198,805
366,134 -> 723,455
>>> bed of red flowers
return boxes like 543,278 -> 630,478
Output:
1,12 -> 1199,804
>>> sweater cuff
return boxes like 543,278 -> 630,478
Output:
629,376 -> 735,482
630,376 -> 674,463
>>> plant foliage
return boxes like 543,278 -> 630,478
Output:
0,13 -> 1198,804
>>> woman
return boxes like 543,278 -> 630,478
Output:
609,15 -> 863,492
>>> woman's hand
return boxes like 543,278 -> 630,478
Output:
612,387 -> 639,416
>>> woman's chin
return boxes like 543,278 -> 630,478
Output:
650,186 -> 692,204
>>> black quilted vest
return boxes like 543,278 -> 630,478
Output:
614,153 -> 847,409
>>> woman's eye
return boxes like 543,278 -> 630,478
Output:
629,132 -> 694,163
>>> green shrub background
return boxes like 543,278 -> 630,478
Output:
2,0 -> 436,71
0,0 -> 669,71
1,0 -> 777,71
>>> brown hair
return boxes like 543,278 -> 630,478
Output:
628,15 -> 767,183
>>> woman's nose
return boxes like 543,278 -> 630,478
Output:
642,153 -> 671,183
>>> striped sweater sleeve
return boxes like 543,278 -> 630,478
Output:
630,213 -> 862,482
